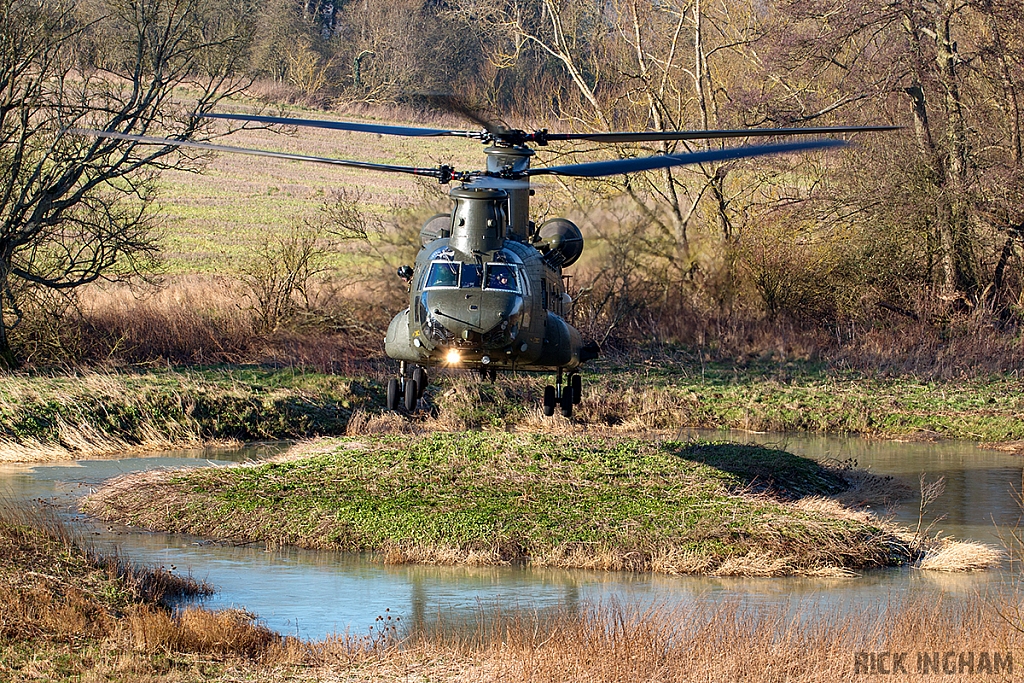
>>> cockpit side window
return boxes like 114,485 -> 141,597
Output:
460,264 -> 483,289
484,264 -> 519,292
425,261 -> 460,288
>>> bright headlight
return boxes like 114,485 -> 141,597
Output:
445,348 -> 461,365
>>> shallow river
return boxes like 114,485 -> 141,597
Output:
1,433 -> 1021,640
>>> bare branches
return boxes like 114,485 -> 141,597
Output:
0,0 -> 252,366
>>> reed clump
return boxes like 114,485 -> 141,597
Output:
0,367 -> 370,462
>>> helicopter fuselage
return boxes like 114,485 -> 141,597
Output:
384,185 -> 592,373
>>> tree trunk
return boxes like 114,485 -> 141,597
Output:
0,262 -> 16,370
935,2 -> 979,297
903,5 -> 979,300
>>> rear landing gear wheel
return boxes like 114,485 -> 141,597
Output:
404,378 -> 418,412
559,385 -> 574,418
412,367 -> 428,399
386,378 -> 400,411
543,385 -> 556,416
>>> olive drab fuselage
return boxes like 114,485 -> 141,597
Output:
384,185 -> 588,372
385,143 -> 595,376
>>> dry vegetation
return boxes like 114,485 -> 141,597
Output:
0,367 -> 371,463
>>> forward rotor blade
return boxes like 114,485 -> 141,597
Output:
413,93 -> 507,138
528,139 -> 847,178
71,129 -> 451,179
202,112 -> 482,139
541,125 -> 900,144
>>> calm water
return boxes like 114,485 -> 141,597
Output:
1,433 -> 1021,640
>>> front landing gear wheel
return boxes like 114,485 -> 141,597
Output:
386,378 -> 401,411
404,379 -> 418,412
570,374 -> 582,405
543,385 -> 556,416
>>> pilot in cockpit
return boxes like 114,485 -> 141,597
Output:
487,266 -> 516,291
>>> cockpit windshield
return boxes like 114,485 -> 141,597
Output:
460,264 -> 483,289
426,261 -> 519,291
485,264 -> 518,292
425,261 -> 459,288
421,259 -> 458,286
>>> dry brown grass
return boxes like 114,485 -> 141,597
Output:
401,595 -> 1024,682
0,504 -> 209,644
52,276 -> 387,371
122,605 -> 289,659
293,595 -> 1024,682
919,540 -> 1005,572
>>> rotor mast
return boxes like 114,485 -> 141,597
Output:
484,144 -> 535,240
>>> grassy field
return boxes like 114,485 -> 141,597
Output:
82,432 -> 920,576
0,367 -> 371,461
155,106 -> 481,273
3,358 -> 1024,462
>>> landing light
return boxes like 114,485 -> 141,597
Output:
445,349 -> 461,365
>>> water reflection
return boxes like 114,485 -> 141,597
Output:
1,434 -> 1021,640
676,430 -> 1024,546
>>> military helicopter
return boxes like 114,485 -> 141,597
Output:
77,113 -> 896,417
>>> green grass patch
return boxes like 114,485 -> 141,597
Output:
83,433 -> 911,575
0,367 -> 375,459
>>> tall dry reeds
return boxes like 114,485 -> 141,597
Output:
387,595 -> 1022,682
11,275 -> 390,372
79,275 -> 389,372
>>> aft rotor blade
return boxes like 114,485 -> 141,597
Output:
528,139 -> 847,178
71,129 -> 452,179
202,112 -> 482,139
463,176 -> 531,190
540,125 -> 900,144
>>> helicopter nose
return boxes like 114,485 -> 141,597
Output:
479,293 -> 524,348
420,290 -> 523,348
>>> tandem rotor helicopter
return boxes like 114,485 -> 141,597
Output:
79,110 -> 896,417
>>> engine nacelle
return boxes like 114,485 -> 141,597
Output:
420,213 -> 451,246
535,218 -> 584,267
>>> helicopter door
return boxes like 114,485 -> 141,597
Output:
460,263 -> 483,330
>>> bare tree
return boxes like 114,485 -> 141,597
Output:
0,0 -> 252,367
781,0 -> 1024,305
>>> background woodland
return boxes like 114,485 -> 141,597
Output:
3,0 -> 1024,374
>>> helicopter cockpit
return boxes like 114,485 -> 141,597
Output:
484,264 -> 518,291
423,260 -> 523,293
